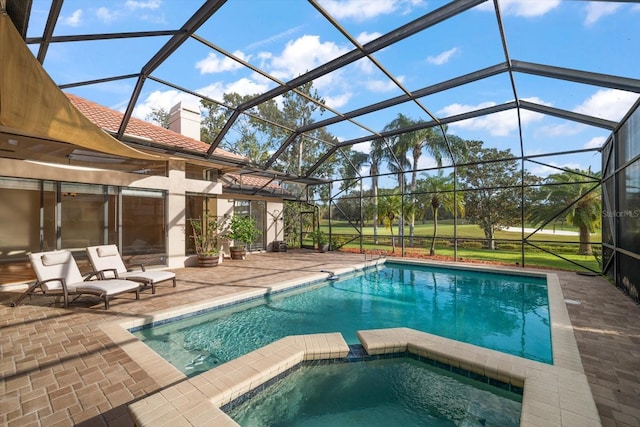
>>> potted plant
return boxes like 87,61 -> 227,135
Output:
310,229 -> 329,252
228,215 -> 261,260
189,214 -> 223,267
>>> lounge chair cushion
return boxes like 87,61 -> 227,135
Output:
97,245 -> 119,257
87,244 -> 128,275
122,270 -> 175,283
73,279 -> 140,295
42,251 -> 72,266
32,251 -> 84,291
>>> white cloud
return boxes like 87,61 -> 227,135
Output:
268,35 -> 349,81
352,141 -> 371,154
318,0 -> 425,21
195,82 -> 226,103
454,110 -> 520,136
246,34 -> 376,110
196,51 -> 247,74
96,7 -> 116,23
324,92 -> 353,109
62,9 -> 83,27
132,89 -> 199,120
573,89 -> 639,122
427,47 -> 459,66
439,98 -> 547,136
417,155 -> 438,170
196,77 -> 270,102
537,122 -> 583,138
223,78 -> 270,98
439,101 -> 497,118
125,0 -> 162,10
356,31 -> 382,45
584,2 -> 621,26
356,57 -> 376,75
583,136 -> 607,150
365,77 -> 402,92
481,0 -> 560,17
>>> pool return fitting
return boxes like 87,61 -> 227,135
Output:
320,270 -> 339,280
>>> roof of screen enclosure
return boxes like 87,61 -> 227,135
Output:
5,0 -> 640,191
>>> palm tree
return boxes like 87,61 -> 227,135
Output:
378,192 -> 403,254
529,168 -> 601,255
382,114 -> 452,245
369,137 -> 386,244
383,145 -> 409,246
420,171 -> 465,255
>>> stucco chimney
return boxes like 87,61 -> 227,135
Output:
168,101 -> 201,141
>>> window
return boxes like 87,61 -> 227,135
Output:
60,183 -> 105,251
0,178 -> 42,260
121,189 -> 166,257
234,199 -> 265,251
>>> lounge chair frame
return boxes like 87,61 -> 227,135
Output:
12,250 -> 141,309
86,245 -> 176,294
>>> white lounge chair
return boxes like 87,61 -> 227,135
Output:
12,250 -> 141,309
86,245 -> 176,294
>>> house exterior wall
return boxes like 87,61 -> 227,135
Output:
0,155 -> 285,284
0,157 -> 222,273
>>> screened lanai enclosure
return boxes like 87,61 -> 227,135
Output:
2,0 -> 640,302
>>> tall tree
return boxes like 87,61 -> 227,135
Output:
419,171 -> 465,255
381,114 -> 455,245
378,191 -> 403,254
272,82 -> 335,178
338,149 -> 368,192
199,82 -> 341,202
200,94 -> 276,165
458,140 -> 523,250
146,107 -> 170,128
368,137 -> 386,244
334,148 -> 369,228
378,123 -> 410,247
528,168 -> 601,255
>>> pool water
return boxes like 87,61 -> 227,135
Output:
133,263 -> 552,375
226,357 -> 522,427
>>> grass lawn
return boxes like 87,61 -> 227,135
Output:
315,220 -> 602,272
324,219 -> 601,242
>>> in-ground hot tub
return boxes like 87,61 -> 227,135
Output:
224,353 -> 522,427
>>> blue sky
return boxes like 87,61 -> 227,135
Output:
27,0 -> 640,179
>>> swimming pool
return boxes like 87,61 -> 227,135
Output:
133,262 -> 552,376
226,357 -> 522,427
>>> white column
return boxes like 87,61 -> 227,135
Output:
166,159 -> 186,268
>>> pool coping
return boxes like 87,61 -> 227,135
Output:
101,258 -> 600,427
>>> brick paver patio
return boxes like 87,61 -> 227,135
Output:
1,251 -> 638,426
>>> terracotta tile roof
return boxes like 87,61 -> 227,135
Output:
224,173 -> 282,190
66,93 -> 244,160
66,93 -> 282,193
